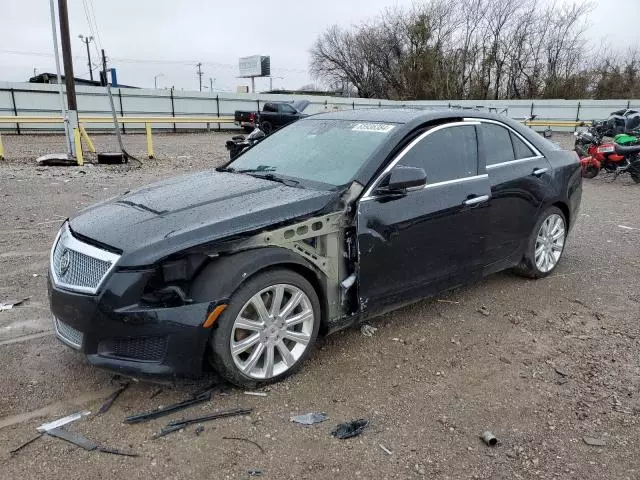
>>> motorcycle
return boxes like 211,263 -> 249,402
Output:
225,127 -> 266,161
574,122 -> 640,182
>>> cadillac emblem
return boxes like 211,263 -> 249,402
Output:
59,249 -> 71,276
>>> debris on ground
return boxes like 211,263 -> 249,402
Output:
481,431 -> 498,446
583,436 -> 607,447
379,443 -> 393,455
47,427 -> 138,456
195,426 -> 205,436
97,381 -> 130,414
37,410 -> 91,432
223,436 -> 265,454
477,306 -> 490,317
153,407 -> 252,438
290,412 -> 328,425
124,389 -> 213,424
149,388 -> 163,399
248,469 -> 264,477
555,367 -> 570,377
9,433 -> 43,455
331,419 -> 369,439
437,299 -> 460,304
360,324 -> 378,337
0,297 -> 30,312
244,391 -> 268,397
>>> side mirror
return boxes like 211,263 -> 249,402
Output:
376,166 -> 427,194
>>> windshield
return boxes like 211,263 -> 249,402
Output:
229,119 -> 397,187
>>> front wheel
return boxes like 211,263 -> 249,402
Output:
514,207 -> 567,279
208,269 -> 320,388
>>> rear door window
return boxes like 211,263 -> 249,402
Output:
263,103 -> 278,113
280,104 -> 297,114
398,125 -> 478,183
510,132 -> 536,159
478,123 -> 515,166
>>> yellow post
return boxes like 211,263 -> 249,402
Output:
79,126 -> 96,153
145,122 -> 155,159
73,128 -> 84,166
0,132 -> 5,160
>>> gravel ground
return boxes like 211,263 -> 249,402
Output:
0,132 -> 639,479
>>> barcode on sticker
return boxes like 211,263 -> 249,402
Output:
352,123 -> 395,133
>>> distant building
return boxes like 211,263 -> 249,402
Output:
29,70 -> 137,88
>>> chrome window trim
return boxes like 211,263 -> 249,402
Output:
360,174 -> 488,202
465,117 -> 545,166
50,222 -> 121,295
362,120 -> 481,199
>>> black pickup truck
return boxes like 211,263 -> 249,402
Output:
234,100 -> 310,133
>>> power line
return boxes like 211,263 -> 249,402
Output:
81,0 -> 101,60
87,0 -> 103,49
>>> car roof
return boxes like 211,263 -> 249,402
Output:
307,107 -> 513,124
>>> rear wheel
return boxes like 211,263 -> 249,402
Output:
582,165 -> 599,179
208,269 -> 320,388
631,172 -> 640,184
514,207 -> 567,279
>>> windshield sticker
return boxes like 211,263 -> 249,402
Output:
352,123 -> 395,133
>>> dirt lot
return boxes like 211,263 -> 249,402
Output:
0,132 -> 639,479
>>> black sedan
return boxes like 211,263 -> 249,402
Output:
48,109 -> 582,387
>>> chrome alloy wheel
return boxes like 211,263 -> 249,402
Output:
535,213 -> 566,273
230,284 -> 315,380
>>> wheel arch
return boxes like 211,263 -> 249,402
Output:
189,247 -> 329,331
551,200 -> 570,228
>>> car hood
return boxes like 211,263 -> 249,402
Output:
69,170 -> 337,266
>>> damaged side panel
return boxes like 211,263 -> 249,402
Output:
224,184 -> 363,326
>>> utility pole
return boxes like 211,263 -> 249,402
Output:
58,0 -> 78,157
196,63 -> 203,92
209,77 -> 213,92
78,34 -> 94,81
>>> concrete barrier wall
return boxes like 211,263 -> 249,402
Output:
1,81 -> 638,132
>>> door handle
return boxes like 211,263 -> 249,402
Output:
463,194 -> 490,206
532,167 -> 549,177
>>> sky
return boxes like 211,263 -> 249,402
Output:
1,0 -> 639,93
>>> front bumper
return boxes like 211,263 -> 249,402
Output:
47,270 -> 212,378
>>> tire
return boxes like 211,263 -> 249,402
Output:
513,206 -> 567,279
631,172 -> 640,184
582,165 -> 599,179
261,121 -> 273,135
205,269 -> 320,388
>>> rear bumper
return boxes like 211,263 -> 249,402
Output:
47,271 -> 212,378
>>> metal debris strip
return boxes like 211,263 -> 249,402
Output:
583,436 -> 607,447
97,382 -> 130,414
37,410 -> 90,432
290,412 -> 329,425
46,427 -> 138,457
223,436 -> 265,454
153,407 -> 252,439
331,419 -> 369,439
124,389 -> 213,424
9,433 -> 43,455
0,297 -> 30,312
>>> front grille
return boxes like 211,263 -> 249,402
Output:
98,336 -> 168,362
54,317 -> 84,349
50,224 -> 120,294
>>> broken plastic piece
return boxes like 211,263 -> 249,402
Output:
360,324 -> 377,337
195,426 -> 205,436
37,410 -> 90,432
47,427 -> 98,450
9,433 -> 43,455
248,470 -> 264,477
379,443 -> 393,455
331,419 -> 369,439
290,412 -> 328,425
244,391 -> 267,397
124,389 -> 213,424
481,431 -> 498,446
